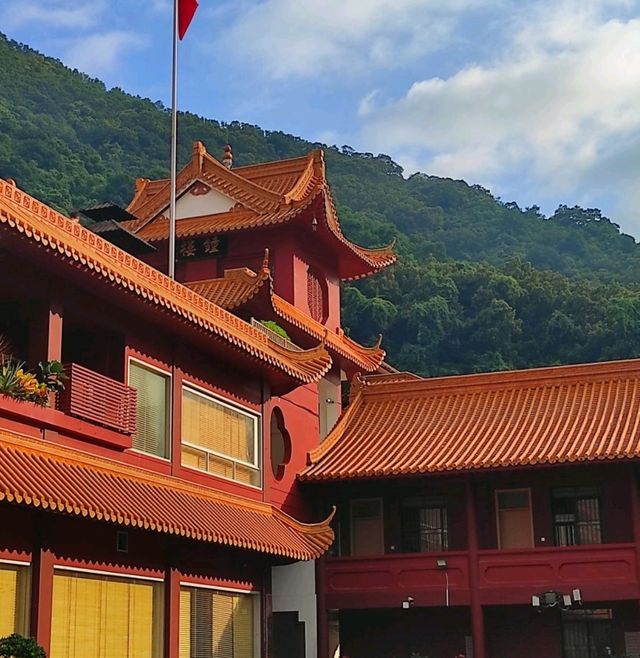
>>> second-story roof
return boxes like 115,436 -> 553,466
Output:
301,359 -> 640,481
0,178 -> 332,391
186,257 -> 386,373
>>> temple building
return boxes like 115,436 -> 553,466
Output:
0,143 -> 394,658
302,364 -> 640,658
3,142 -> 640,658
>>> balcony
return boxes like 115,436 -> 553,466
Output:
57,363 -> 137,435
323,543 -> 640,609
478,543 -> 639,604
323,551 -> 470,609
0,363 -> 136,450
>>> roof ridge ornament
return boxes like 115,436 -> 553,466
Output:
223,144 -> 233,169
193,140 -> 207,173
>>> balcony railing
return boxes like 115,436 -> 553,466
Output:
250,318 -> 301,351
323,543 -> 640,609
57,363 -> 137,435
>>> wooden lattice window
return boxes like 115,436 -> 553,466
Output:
307,268 -> 326,322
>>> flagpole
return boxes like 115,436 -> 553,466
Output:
168,0 -> 179,279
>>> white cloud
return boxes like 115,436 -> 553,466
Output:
223,0 -> 492,79
359,0 -> 640,229
65,32 -> 146,77
4,0 -> 103,29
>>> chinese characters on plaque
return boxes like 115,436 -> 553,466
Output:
177,236 -> 227,260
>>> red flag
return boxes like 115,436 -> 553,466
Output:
178,0 -> 198,40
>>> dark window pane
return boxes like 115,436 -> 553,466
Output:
401,497 -> 448,553
553,487 -> 601,546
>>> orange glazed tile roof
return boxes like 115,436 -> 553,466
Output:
186,261 -> 385,373
0,179 -> 331,386
0,430 -> 334,560
121,142 -> 396,281
187,266 -> 271,310
301,359 -> 640,481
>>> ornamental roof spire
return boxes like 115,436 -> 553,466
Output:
222,144 -> 233,169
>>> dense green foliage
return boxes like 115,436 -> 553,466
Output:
0,634 -> 46,658
3,34 -> 640,375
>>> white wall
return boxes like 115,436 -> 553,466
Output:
176,187 -> 235,219
271,560 -> 317,658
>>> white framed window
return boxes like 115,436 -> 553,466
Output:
50,568 -> 164,658
181,385 -> 261,487
0,561 -> 30,637
179,585 -> 260,658
128,358 -> 171,459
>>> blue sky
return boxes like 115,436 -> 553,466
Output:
4,0 -> 640,235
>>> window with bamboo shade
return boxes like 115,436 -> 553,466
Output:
179,586 -> 259,658
128,360 -> 171,459
181,387 -> 260,487
50,570 -> 163,658
0,563 -> 30,637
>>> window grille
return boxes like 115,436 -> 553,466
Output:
401,496 -> 449,553
553,486 -> 602,546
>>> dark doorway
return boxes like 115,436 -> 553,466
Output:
272,611 -> 305,658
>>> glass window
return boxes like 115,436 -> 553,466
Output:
553,486 -> 602,546
179,586 -> 259,658
182,387 -> 260,487
0,563 -> 30,637
129,361 -> 171,458
50,570 -> 163,658
401,497 -> 448,553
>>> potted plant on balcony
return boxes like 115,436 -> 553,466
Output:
0,333 -> 66,406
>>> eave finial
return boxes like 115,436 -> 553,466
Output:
261,248 -> 270,273
223,144 -> 233,169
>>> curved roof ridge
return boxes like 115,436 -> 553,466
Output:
201,149 -> 285,209
271,293 -> 385,372
319,187 -> 396,280
304,386 -> 366,468
358,358 -> 640,398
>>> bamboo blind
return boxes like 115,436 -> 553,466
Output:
50,571 -> 161,658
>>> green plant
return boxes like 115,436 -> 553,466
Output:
37,360 -> 67,395
0,360 -> 21,398
0,634 -> 46,658
260,320 -> 291,341
0,359 -> 66,406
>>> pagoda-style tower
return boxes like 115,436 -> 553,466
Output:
111,141 -> 396,513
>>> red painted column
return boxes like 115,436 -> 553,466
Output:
316,558 -> 329,658
28,298 -> 63,365
466,477 -> 486,658
164,563 -> 181,658
30,515 -> 54,654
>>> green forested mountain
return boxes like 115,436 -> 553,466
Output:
3,33 -> 640,375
